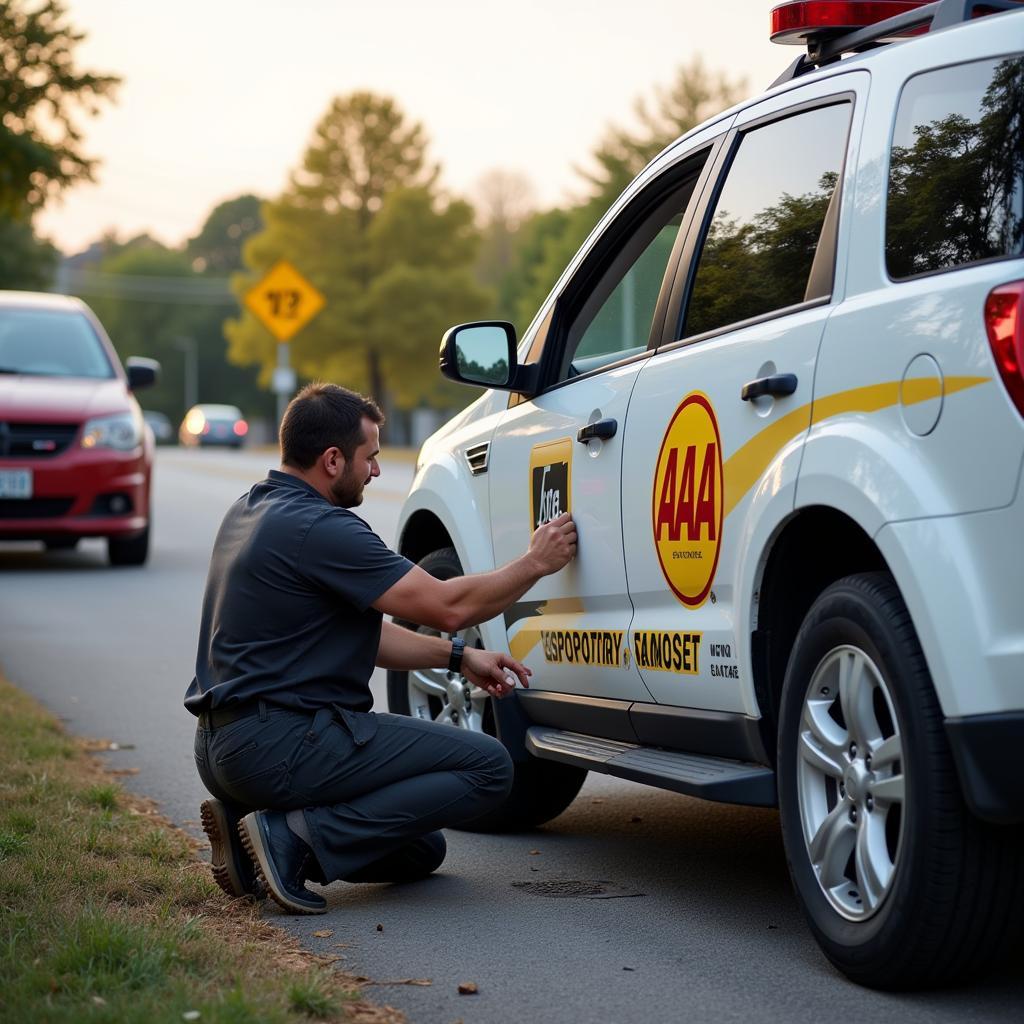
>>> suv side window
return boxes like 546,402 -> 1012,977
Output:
886,55 -> 1024,280
683,102 -> 852,339
556,175 -> 701,383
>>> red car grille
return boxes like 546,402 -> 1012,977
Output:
0,422 -> 79,458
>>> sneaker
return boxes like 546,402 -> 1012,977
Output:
200,799 -> 264,900
238,810 -> 327,915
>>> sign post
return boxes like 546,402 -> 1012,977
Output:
243,260 -> 326,434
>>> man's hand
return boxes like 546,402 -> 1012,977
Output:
527,512 -> 577,575
461,647 -> 531,698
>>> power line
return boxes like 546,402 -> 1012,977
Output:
55,267 -> 242,306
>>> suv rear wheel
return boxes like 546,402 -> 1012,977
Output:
387,546 -> 587,831
778,572 -> 1022,989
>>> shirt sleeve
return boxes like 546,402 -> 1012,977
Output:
298,509 -> 414,611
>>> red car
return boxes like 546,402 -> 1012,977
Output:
0,291 -> 159,565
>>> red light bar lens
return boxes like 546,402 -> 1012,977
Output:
770,1 -> 930,44
233,420 -> 248,436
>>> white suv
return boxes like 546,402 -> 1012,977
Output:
390,0 -> 1024,989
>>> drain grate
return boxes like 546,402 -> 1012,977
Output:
512,879 -> 644,899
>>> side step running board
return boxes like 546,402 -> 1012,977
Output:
525,727 -> 776,807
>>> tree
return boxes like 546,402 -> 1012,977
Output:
0,0 -> 119,216
82,228 -> 273,424
0,215 -> 58,289
226,92 -> 491,419
186,194 -> 263,275
472,170 -> 537,320
511,58 -> 748,322
887,56 -> 1024,277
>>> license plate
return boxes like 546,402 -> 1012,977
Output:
0,469 -> 33,499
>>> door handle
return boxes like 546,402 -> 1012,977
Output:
576,418 -> 618,443
741,373 -> 798,402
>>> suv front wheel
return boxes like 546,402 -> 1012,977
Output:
778,572 -> 1022,989
387,546 -> 587,831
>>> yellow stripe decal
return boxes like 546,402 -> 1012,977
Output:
507,375 -> 989,650
722,376 -> 988,519
508,597 -> 584,661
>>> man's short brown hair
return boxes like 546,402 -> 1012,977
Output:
280,382 -> 384,469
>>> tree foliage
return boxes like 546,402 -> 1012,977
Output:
0,215 -> 57,289
226,92 -> 491,415
685,174 -> 836,338
508,57 -> 747,326
82,206 -> 274,424
887,56 -> 1024,278
0,0 -> 119,216
186,193 -> 263,275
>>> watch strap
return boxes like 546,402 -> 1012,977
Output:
448,636 -> 465,674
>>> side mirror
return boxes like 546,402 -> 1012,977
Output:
439,321 -> 537,394
126,356 -> 160,391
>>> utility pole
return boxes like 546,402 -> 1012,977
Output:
243,261 -> 325,438
272,343 -> 295,436
174,337 -> 198,413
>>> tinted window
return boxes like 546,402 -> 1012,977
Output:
559,175 -> 699,382
886,56 -> 1024,280
0,309 -> 114,379
684,103 -> 852,338
571,215 -> 682,366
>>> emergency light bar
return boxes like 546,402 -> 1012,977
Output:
770,0 -> 1022,82
770,1 -> 930,44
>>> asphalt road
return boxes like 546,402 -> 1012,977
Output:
1,447 -> 1019,1023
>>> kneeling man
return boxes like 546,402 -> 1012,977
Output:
185,382 -> 576,913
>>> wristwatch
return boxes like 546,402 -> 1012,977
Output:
448,636 -> 465,674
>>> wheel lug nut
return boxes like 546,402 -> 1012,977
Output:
849,743 -> 857,758
866,795 -> 874,812
849,807 -> 858,823
865,756 -> 872,770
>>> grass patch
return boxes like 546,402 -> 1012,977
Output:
0,675 -> 401,1024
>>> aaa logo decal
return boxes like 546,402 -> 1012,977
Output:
652,392 -> 724,608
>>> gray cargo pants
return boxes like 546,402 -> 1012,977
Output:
194,702 -> 514,883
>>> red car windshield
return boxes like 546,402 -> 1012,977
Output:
0,309 -> 115,379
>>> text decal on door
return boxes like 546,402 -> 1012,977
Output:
530,437 -> 573,531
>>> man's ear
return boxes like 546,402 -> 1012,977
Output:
321,446 -> 345,478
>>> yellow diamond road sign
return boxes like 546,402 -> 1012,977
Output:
244,260 -> 325,343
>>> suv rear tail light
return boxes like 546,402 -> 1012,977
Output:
770,1 -> 930,43
984,281 -> 1024,417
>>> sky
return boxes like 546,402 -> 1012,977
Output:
35,1 -> 788,255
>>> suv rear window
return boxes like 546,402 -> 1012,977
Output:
0,309 -> 114,379
886,55 -> 1024,280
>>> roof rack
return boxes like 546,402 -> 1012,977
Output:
772,0 -> 1023,86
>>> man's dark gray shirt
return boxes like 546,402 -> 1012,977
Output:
184,470 -> 413,719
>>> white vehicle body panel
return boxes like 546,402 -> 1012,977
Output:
399,6 -> 1024,732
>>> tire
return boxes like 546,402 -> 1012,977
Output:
108,525 -> 150,566
777,571 -> 1023,989
387,546 -> 587,831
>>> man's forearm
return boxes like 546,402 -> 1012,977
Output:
440,553 -> 543,632
376,619 -> 453,670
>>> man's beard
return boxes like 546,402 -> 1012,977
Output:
330,464 -> 367,508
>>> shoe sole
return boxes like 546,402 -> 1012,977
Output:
238,813 -> 326,916
200,799 -> 249,899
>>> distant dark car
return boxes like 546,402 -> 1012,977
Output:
142,409 -> 173,444
179,404 -> 248,449
0,290 -> 158,565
